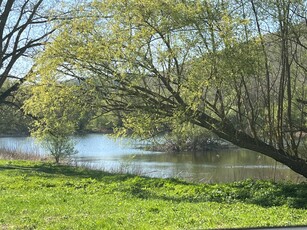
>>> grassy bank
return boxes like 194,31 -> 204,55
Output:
0,160 -> 307,229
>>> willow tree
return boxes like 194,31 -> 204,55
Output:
27,0 -> 307,177
23,76 -> 96,162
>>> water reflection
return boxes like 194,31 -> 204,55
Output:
0,134 -> 305,183
117,150 -> 305,183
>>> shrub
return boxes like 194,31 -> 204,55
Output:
41,135 -> 78,163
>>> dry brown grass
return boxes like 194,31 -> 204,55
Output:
0,146 -> 46,161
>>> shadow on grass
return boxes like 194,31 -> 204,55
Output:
1,161 -> 307,209
120,177 -> 307,209
0,161 -> 135,182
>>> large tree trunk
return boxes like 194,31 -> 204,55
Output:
230,130 -> 307,178
196,111 -> 307,178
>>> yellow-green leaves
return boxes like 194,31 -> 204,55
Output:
23,77 -> 86,140
27,0 -> 257,139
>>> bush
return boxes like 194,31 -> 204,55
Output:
150,125 -> 222,152
42,135 -> 78,163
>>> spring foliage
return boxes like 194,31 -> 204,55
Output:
23,76 -> 88,162
24,0 -> 307,175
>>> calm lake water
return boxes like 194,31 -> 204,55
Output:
0,133 -> 305,183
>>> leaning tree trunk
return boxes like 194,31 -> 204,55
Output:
194,111 -> 307,178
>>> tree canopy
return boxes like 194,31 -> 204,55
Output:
25,0 -> 307,177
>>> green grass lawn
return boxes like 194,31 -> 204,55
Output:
0,160 -> 307,229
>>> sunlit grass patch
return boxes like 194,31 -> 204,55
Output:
0,160 -> 306,229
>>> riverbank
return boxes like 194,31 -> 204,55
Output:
0,160 -> 306,229
0,146 -> 44,161
1,134 -> 306,183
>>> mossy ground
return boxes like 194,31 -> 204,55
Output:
0,160 -> 307,229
